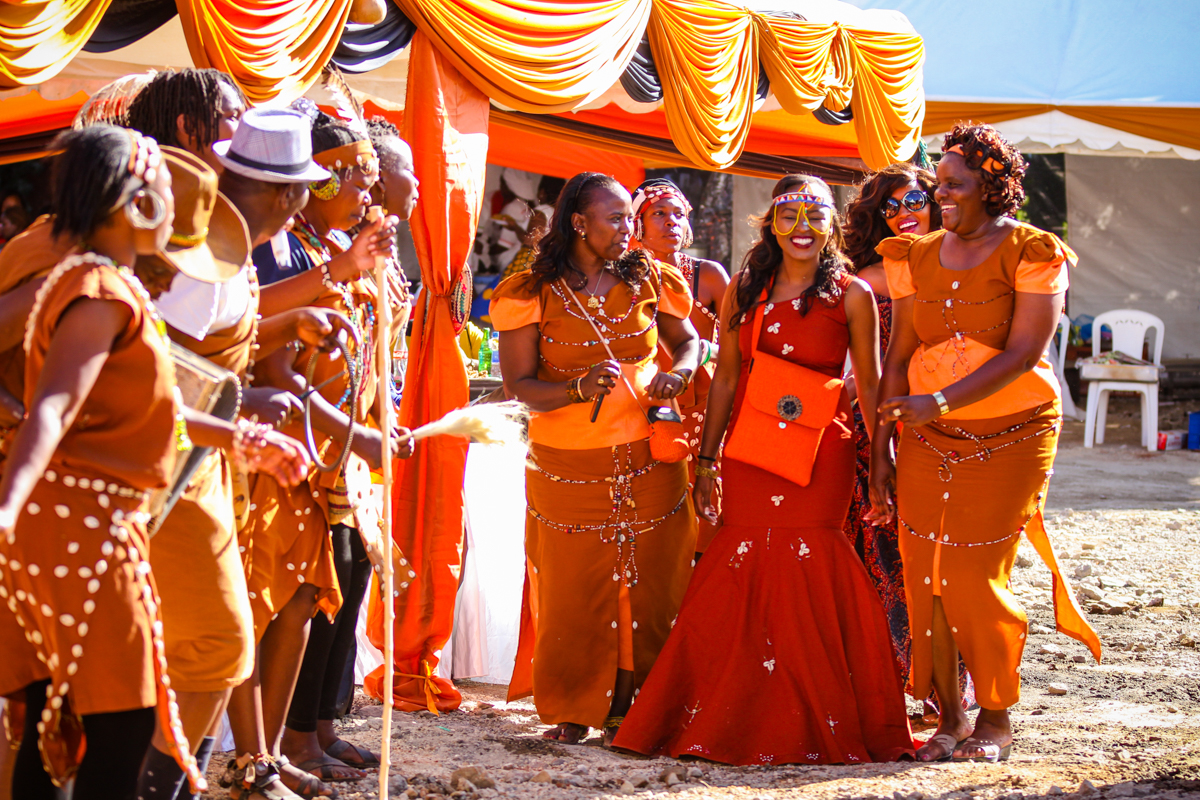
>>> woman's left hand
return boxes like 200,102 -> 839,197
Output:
251,429 -> 312,487
877,394 -> 941,427
647,369 -> 688,401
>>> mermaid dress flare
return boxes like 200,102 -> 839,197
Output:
613,278 -> 914,765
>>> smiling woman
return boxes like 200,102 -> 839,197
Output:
492,171 -> 701,749
613,175 -> 914,766
869,122 -> 1101,765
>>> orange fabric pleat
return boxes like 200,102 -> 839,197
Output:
363,32 -> 485,713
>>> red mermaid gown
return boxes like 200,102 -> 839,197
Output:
613,277 -> 915,765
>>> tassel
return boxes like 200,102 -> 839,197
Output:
411,401 -> 528,448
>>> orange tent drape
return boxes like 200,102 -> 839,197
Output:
175,0 -> 354,103
393,0 -> 651,114
647,0 -> 758,170
0,0 -> 112,88
363,32 -> 486,713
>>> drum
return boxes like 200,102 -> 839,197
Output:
147,343 -> 241,535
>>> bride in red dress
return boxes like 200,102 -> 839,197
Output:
613,175 -> 914,765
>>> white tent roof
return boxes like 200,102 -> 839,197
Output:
849,0 -> 1200,158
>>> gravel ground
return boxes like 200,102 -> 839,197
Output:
203,409 -> 1200,800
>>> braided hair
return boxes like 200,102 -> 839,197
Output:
731,174 -> 851,328
528,172 -> 648,291
365,116 -> 405,173
312,110 -> 367,155
124,68 -> 246,151
49,125 -> 141,240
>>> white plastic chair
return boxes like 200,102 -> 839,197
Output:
1045,313 -> 1082,420
1083,309 -> 1165,452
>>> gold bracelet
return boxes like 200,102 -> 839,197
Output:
565,377 -> 587,404
932,391 -> 950,416
695,464 -> 719,480
668,368 -> 692,390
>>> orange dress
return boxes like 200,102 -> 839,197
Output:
150,270 -> 259,693
490,263 -> 698,730
0,255 -> 202,788
879,223 -> 1101,709
667,253 -> 723,553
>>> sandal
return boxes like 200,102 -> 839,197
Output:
223,754 -> 304,800
542,722 -> 589,744
324,738 -> 380,768
277,755 -> 340,799
916,732 -> 963,763
952,737 -> 1012,763
295,754 -> 366,783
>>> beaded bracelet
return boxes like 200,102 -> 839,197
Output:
695,464 -> 719,480
319,262 -> 337,291
565,377 -> 587,404
231,418 -> 274,472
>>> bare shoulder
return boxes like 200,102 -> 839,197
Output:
855,262 -> 890,298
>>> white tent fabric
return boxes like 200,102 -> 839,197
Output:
849,0 -> 1200,158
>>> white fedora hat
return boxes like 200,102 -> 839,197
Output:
213,108 -> 331,183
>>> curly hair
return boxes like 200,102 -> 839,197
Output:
842,164 -> 940,272
527,171 -> 648,291
50,125 -> 142,241
311,110 -> 367,155
730,174 -> 851,329
365,116 -> 407,174
124,68 -> 246,152
942,121 -> 1027,218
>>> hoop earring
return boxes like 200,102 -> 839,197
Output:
125,189 -> 167,230
632,216 -> 644,241
309,172 -> 340,201
680,220 -> 694,250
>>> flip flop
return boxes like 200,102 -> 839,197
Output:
542,723 -> 590,744
324,739 -> 380,768
952,737 -> 1013,763
277,755 -> 341,799
917,732 -> 962,763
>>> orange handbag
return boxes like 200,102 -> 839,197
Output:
723,293 -> 844,486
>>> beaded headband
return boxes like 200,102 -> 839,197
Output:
772,191 -> 831,208
632,184 -> 692,219
314,139 -> 378,176
944,143 -> 1010,176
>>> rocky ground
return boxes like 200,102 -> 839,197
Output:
205,399 -> 1200,800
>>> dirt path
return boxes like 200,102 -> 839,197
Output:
203,430 -> 1200,800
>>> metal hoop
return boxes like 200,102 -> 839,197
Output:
125,188 -> 167,230
302,336 -> 360,474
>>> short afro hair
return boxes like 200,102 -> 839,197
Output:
942,121 -> 1027,218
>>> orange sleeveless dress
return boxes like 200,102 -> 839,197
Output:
0,256 -> 203,788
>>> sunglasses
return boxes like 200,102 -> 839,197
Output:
880,190 -> 929,219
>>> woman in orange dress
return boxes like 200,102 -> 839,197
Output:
841,165 -> 978,718
614,175 -> 913,766
869,123 -> 1101,763
630,179 -> 730,555
0,126 -> 308,799
493,172 -> 700,747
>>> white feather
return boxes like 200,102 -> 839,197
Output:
411,401 -> 528,448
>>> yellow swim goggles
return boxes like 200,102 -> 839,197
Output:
771,191 -> 833,236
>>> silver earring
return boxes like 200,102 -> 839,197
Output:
125,189 -> 167,230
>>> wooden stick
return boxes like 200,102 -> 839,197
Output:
370,206 -> 396,800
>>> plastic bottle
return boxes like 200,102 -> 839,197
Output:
489,330 -> 502,379
478,327 -> 492,377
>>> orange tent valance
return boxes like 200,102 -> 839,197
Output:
176,0 -> 354,103
0,0 -> 112,89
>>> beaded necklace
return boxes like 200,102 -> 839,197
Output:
914,289 -> 1014,380
293,214 -> 374,413
676,252 -> 719,328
